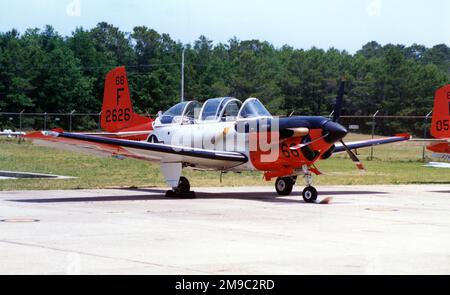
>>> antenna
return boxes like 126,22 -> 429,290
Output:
181,48 -> 185,102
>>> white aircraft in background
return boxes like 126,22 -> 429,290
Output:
0,129 -> 25,138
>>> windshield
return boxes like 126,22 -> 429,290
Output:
238,98 -> 272,119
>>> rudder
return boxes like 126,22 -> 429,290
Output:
101,67 -> 152,132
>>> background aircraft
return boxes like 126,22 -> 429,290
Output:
426,84 -> 450,167
0,129 -> 25,138
26,67 -> 410,202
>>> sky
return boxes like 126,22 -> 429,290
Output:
1,0 -> 449,53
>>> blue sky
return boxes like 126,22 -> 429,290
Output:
1,0 -> 448,52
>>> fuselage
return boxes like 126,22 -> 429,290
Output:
146,97 -> 348,177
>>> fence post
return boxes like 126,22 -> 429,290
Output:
69,110 -> 75,132
98,112 -> 101,131
43,112 -> 47,130
370,110 -> 380,160
19,109 -> 24,131
422,110 -> 433,162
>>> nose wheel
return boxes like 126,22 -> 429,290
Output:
302,186 -> 318,203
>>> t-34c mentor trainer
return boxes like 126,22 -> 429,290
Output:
26,67 -> 410,202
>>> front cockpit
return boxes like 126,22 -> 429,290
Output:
154,97 -> 271,127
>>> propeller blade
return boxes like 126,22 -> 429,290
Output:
332,81 -> 345,123
339,140 -> 365,170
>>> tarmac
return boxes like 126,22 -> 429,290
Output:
0,184 -> 449,274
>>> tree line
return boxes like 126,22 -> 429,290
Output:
0,22 -> 449,133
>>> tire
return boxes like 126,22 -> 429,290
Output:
275,177 -> 294,196
178,176 -> 190,193
302,186 -> 318,203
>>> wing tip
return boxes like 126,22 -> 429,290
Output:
394,133 -> 411,139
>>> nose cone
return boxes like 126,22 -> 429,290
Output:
323,121 -> 348,143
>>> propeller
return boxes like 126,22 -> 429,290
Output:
333,80 -> 365,171
339,139 -> 365,170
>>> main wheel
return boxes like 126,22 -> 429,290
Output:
177,176 -> 190,193
275,177 -> 294,196
302,186 -> 318,203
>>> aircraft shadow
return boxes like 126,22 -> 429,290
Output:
9,188 -> 386,204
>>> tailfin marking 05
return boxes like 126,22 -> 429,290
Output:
431,84 -> 450,139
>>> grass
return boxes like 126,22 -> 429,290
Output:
0,134 -> 448,191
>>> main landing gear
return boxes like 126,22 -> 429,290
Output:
275,177 -> 295,196
165,176 -> 196,198
274,167 -> 318,203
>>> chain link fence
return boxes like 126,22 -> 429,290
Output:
0,112 -> 103,132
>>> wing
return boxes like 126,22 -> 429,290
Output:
334,133 -> 410,153
25,130 -> 247,170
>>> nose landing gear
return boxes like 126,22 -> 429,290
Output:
301,167 -> 318,203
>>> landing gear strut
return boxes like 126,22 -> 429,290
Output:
165,176 -> 196,198
301,165 -> 317,203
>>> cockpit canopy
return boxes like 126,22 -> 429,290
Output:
159,101 -> 202,124
158,97 -> 271,125
200,97 -> 242,121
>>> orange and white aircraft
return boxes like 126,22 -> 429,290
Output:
26,67 -> 410,201
426,84 -> 450,166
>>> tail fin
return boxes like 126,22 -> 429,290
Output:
101,67 -> 152,132
431,84 -> 450,139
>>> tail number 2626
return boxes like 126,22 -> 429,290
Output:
105,108 -> 131,123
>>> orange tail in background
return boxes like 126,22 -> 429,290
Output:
101,67 -> 152,133
431,84 -> 450,139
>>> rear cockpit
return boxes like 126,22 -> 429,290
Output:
157,101 -> 202,125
